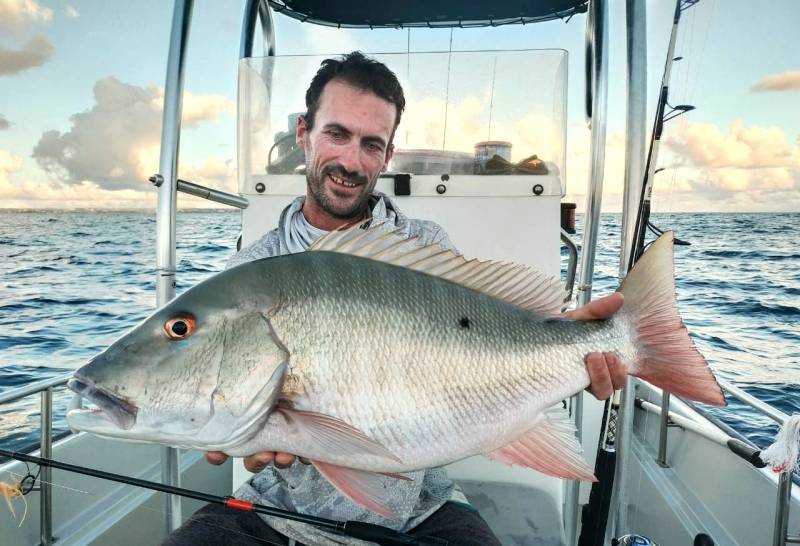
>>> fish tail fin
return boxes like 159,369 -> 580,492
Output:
619,232 -> 726,407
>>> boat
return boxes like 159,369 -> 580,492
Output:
1,1 -> 798,545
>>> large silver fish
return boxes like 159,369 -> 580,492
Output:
67,225 -> 725,517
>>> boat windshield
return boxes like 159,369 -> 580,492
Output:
237,50 -> 567,192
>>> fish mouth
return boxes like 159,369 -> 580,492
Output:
67,376 -> 138,431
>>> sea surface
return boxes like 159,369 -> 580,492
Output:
0,211 -> 798,454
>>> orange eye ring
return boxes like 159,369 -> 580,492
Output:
164,314 -> 196,340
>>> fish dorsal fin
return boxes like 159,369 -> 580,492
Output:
310,224 -> 567,316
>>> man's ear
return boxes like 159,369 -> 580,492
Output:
296,115 -> 308,148
382,143 -> 395,173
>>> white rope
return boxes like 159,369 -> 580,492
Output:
761,415 -> 800,474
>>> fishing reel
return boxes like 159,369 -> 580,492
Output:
611,533 -> 715,546
612,535 -> 658,546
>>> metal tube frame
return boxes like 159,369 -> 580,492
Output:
656,392 -> 670,467
39,387 -> 54,545
565,0 -> 609,543
240,0 -> 275,59
156,0 -> 194,533
619,0 -> 648,280
560,229 -> 578,303
609,1 -> 649,539
645,379 -> 800,546
176,179 -> 249,209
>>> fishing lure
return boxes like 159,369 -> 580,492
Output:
1,478 -> 28,526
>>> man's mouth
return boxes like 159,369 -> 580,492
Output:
327,173 -> 360,189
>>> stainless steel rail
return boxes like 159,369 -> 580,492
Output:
0,373 -> 71,545
156,0 -> 194,533
566,0 -> 610,542
644,379 -> 795,546
177,179 -> 249,209
560,230 -> 578,303
0,374 -> 69,405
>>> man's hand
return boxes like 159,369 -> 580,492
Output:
564,293 -> 628,400
205,451 -> 308,472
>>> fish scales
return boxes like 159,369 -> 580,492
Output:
243,251 -> 634,471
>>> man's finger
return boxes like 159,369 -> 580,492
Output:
585,352 -> 613,400
606,352 -> 628,391
244,452 -> 276,473
205,451 -> 228,465
565,293 -> 624,321
274,452 -> 296,469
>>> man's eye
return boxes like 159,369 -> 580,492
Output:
327,130 -> 346,140
365,143 -> 383,153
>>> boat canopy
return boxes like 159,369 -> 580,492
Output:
266,0 -> 588,28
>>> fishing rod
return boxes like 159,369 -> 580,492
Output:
628,0 -> 698,270
579,1 -> 700,545
0,448 -> 447,546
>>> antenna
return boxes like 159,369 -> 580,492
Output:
442,28 -> 453,150
488,56 -> 498,141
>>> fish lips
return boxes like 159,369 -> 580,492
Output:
67,376 -> 138,431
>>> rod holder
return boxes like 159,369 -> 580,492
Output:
40,387 -> 54,545
177,179 -> 249,209
657,391 -> 670,467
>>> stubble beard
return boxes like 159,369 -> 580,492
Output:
306,161 -> 375,221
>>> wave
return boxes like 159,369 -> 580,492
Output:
702,249 -> 800,261
726,300 -> 799,317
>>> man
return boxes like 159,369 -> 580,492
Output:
165,51 -> 626,546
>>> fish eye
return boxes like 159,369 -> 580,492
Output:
164,314 -> 196,340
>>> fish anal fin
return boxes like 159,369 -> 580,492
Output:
310,460 -> 401,520
487,408 -> 597,482
310,224 -> 567,316
279,405 -> 401,463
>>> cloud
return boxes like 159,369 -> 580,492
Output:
0,148 -> 236,210
32,77 -> 234,191
664,119 -> 799,170
0,114 -> 9,129
751,70 -> 800,92
65,5 -> 79,18
0,149 -> 24,182
0,0 -> 52,30
0,32 -> 54,75
180,156 -> 237,194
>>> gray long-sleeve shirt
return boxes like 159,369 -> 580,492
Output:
229,193 -> 466,546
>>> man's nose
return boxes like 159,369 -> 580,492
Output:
338,141 -> 363,174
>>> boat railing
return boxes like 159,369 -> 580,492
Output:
0,373 -> 70,546
640,378 -> 798,546
2,373 -> 798,545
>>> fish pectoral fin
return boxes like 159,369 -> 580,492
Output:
310,460 -> 401,520
486,407 -> 597,482
279,406 -> 402,463
380,471 -> 412,481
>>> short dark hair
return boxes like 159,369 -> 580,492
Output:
304,51 -> 406,134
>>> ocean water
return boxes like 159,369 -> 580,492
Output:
0,210 -> 797,454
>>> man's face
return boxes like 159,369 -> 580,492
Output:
297,79 -> 396,226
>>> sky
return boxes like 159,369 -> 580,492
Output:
0,0 -> 798,212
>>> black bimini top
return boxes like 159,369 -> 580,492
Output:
267,0 -> 588,28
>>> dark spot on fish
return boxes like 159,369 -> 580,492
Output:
459,317 -> 471,329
